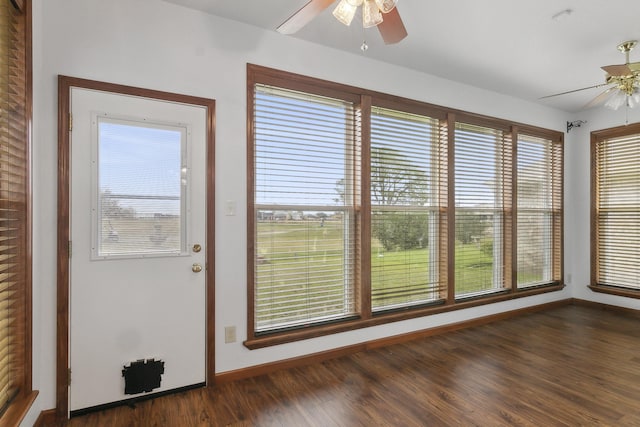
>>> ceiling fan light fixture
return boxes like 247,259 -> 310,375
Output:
333,0 -> 358,26
362,0 -> 383,28
604,90 -> 628,110
374,0 -> 398,13
628,88 -> 640,108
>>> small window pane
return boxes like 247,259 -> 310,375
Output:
370,106 -> 445,311
256,210 -> 354,330
95,118 -> 186,258
517,134 -> 556,288
454,123 -> 509,297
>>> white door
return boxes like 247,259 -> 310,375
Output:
69,87 -> 208,411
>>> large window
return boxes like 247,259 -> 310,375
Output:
247,65 -> 563,347
517,132 -> 562,289
251,83 -> 359,334
592,124 -> 640,295
0,0 -> 33,421
370,106 -> 446,312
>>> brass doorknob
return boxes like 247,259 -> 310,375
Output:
192,263 -> 203,273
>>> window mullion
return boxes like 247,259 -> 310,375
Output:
446,113 -> 456,304
359,95 -> 371,319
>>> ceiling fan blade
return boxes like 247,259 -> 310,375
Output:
601,64 -> 632,76
628,62 -> 640,72
539,83 -> 608,99
276,0 -> 336,35
583,86 -> 616,109
377,7 -> 407,44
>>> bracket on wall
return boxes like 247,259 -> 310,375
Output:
567,120 -> 587,133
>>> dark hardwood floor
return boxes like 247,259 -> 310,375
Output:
49,305 -> 640,426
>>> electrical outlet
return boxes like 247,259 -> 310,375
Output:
224,326 -> 236,343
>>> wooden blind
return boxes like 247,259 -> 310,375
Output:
454,122 -> 512,298
252,83 -> 358,333
516,133 -> 562,288
0,0 -> 29,415
593,130 -> 640,289
370,106 -> 447,311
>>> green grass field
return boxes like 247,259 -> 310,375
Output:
255,218 -> 506,326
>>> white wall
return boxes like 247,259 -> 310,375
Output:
27,0 -> 578,420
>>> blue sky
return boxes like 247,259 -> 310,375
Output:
98,120 -> 184,216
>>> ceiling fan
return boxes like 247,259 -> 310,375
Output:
542,40 -> 640,110
276,0 -> 408,45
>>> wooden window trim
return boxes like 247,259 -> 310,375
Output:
246,64 -> 564,349
590,122 -> 640,298
245,283 -> 564,349
588,284 -> 640,300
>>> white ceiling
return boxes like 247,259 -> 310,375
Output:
162,0 -> 640,113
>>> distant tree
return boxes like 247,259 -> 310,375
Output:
370,146 -> 429,206
101,189 -> 135,218
336,146 -> 431,251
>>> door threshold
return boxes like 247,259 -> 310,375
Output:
70,382 -> 207,418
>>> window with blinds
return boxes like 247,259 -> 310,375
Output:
517,133 -> 562,288
592,126 -> 640,290
370,106 -> 446,311
247,65 -> 563,346
252,83 -> 358,333
0,0 -> 30,417
454,122 -> 512,298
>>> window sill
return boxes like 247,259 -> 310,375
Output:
244,283 -> 565,349
589,284 -> 640,300
1,390 -> 38,427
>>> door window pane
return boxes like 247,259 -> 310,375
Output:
94,117 -> 187,258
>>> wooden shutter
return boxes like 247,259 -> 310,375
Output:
251,83 -> 358,333
516,133 -> 562,288
454,121 -> 512,297
369,106 -> 447,311
0,0 -> 29,414
593,130 -> 640,289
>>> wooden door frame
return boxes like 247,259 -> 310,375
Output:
56,75 -> 216,419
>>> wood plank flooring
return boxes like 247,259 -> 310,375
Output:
48,305 -> 640,426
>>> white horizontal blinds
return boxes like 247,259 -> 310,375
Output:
254,84 -> 357,332
97,119 -> 185,257
517,134 -> 561,288
595,132 -> 640,289
454,122 -> 511,297
0,0 -> 27,412
370,106 -> 444,311
550,138 -> 562,281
